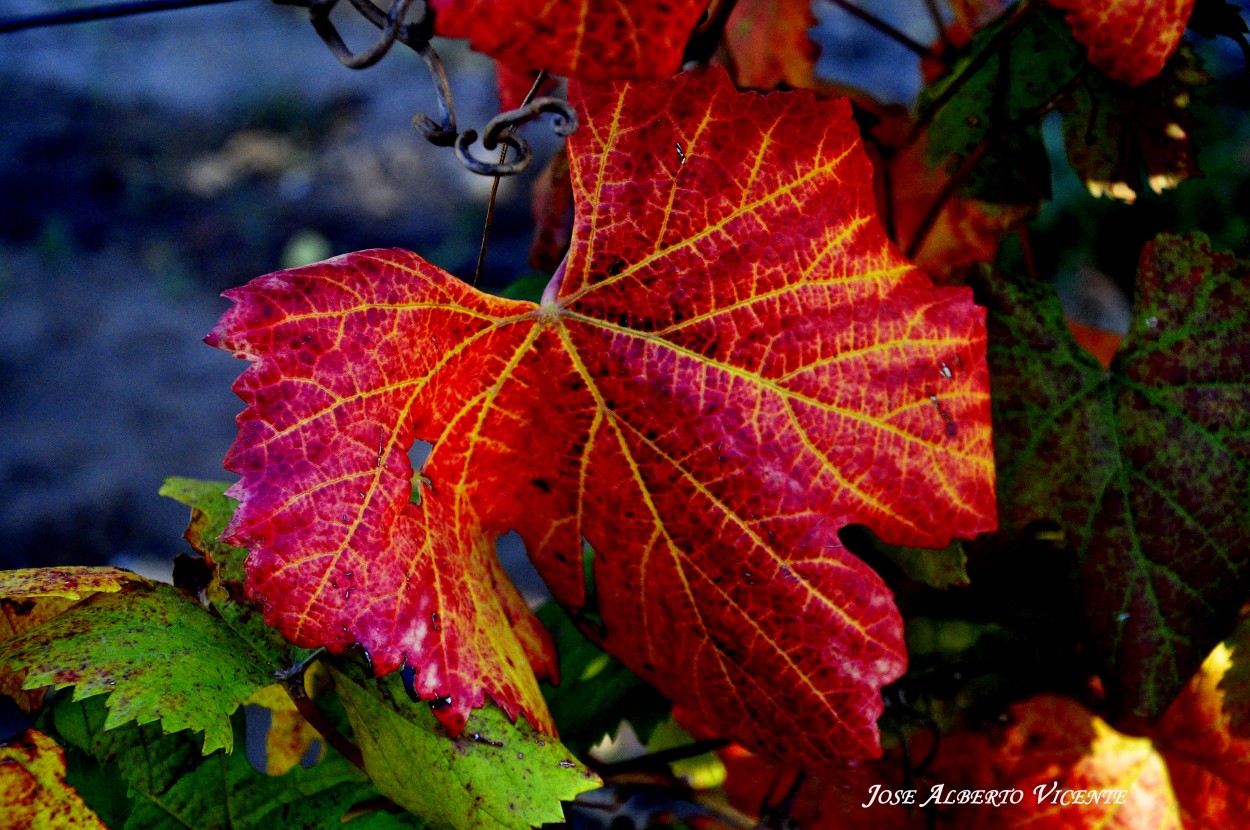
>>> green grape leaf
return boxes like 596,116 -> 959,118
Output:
877,539 -> 971,590
0,582 -> 282,753
920,4 -> 1083,204
985,234 -> 1250,718
330,664 -> 600,830
43,695 -> 373,830
160,477 -> 248,580
536,602 -> 669,755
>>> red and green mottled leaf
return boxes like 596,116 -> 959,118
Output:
1061,48 -> 1208,204
1047,0 -> 1196,87
0,729 -> 108,829
429,0 -> 708,82
0,582 -> 281,753
331,665 -> 599,830
208,66 -> 996,770
984,234 -> 1250,718
1154,634 -> 1250,826
0,567 -> 147,713
723,0 -> 819,90
933,695 -> 1181,828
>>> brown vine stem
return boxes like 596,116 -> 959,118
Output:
280,674 -> 366,770
922,0 -> 952,52
473,70 -> 549,287
825,0 -> 930,58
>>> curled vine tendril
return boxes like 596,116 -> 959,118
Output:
279,0 -> 573,176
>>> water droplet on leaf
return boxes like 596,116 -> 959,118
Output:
400,665 -> 419,702
430,695 -> 453,711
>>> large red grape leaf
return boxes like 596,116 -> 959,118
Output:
429,0 -> 709,82
1047,0 -> 1196,87
984,234 -> 1250,719
208,66 -> 996,769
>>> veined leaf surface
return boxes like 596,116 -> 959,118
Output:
209,67 -> 996,770
1047,0 -> 1196,86
429,0 -> 708,82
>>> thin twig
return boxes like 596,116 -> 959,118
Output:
473,70 -> 549,286
825,0 -> 929,58
922,0 -> 952,52
0,0 -> 246,34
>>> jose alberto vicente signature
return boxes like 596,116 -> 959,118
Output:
861,782 -> 1130,809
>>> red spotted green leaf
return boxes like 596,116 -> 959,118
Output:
985,234 -> 1250,719
0,567 -> 148,714
1154,634 -> 1250,825
0,582 -> 281,753
932,695 -> 1181,828
0,729 -> 108,829
1047,0 -> 1196,87
429,0 -> 708,82
208,66 -> 996,770
723,0 -> 819,90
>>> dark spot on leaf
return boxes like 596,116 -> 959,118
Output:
531,478 -> 552,494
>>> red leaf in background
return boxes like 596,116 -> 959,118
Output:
209,67 -> 995,770
723,0 -> 820,90
429,0 -> 709,82
933,695 -> 1181,829
1046,0 -> 1196,86
718,745 -> 923,829
1152,639 -> 1250,827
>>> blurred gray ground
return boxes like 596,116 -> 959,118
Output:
0,1 -> 933,575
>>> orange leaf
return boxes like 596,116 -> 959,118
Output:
1046,0 -> 1196,86
0,729 -> 108,829
933,695 -> 1181,829
1153,640 -> 1250,827
209,67 -> 996,770
1066,319 -> 1124,369
723,0 -> 819,90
